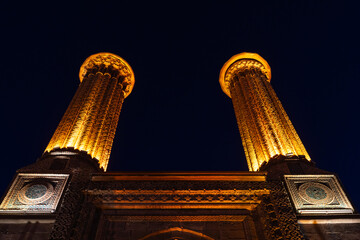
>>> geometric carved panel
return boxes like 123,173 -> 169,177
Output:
86,189 -> 269,211
0,173 -> 69,213
284,175 -> 354,214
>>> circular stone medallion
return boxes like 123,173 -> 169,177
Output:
298,182 -> 334,205
18,182 -> 54,204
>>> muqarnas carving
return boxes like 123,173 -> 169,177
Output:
284,175 -> 354,214
0,173 -> 68,213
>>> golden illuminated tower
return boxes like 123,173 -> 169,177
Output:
45,53 -> 135,170
0,52 -> 358,240
219,53 -> 310,171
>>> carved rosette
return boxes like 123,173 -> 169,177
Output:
45,53 -> 135,170
219,53 -> 310,171
284,175 -> 354,214
0,173 -> 69,213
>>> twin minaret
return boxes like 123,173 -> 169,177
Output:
44,52 -> 310,171
45,53 -> 135,170
219,53 -> 310,171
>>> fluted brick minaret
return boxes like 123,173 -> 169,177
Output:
219,52 -> 310,171
45,53 -> 135,170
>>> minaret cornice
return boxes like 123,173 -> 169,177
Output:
219,52 -> 271,98
79,52 -> 135,98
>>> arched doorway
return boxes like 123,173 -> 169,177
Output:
139,227 -> 215,240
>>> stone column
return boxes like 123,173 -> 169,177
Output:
219,52 -> 310,171
45,53 -> 135,170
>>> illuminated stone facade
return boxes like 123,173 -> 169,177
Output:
220,53 -> 310,171
0,52 -> 359,240
45,53 -> 135,170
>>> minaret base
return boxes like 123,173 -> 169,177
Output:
260,155 -> 328,180
0,149 -> 102,239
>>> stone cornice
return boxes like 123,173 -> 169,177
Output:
219,52 -> 271,98
79,52 -> 135,98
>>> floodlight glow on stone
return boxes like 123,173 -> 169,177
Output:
219,52 -> 310,171
45,53 -> 135,170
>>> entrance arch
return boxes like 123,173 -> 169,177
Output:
139,227 -> 215,240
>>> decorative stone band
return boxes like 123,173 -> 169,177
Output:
219,52 -> 271,98
79,52 -> 135,98
85,189 -> 270,210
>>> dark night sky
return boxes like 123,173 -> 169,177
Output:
0,1 -> 359,211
